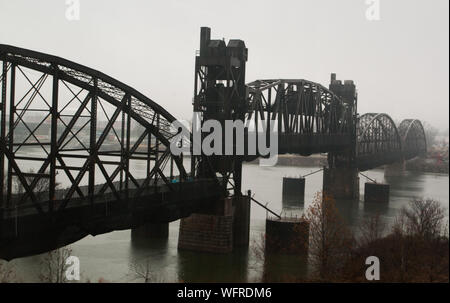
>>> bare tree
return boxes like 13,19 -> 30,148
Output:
250,233 -> 268,282
129,258 -> 163,283
39,246 -> 72,283
0,260 -> 16,283
357,213 -> 385,248
395,198 -> 446,240
423,121 -> 439,148
305,192 -> 353,281
390,199 -> 449,282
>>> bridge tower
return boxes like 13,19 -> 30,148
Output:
178,28 -> 250,254
191,27 -> 248,195
324,74 -> 360,200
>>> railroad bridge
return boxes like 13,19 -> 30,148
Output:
0,28 -> 426,259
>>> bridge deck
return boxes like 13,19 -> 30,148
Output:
0,178 -> 222,260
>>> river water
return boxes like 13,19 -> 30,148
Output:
5,159 -> 449,282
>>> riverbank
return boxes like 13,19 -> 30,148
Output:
405,157 -> 449,174
249,154 -> 327,167
248,154 -> 449,174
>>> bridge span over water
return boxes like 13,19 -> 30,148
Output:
0,28 -> 426,259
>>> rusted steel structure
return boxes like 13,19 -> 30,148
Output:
398,119 -> 427,161
246,79 -> 427,172
0,43 -> 222,260
0,44 -> 189,215
246,79 -> 354,156
0,27 -> 427,259
356,113 -> 402,171
356,113 -> 427,171
191,27 -> 248,195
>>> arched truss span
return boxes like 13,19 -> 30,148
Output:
0,44 -> 187,215
398,119 -> 427,160
246,79 -> 354,155
356,113 -> 403,171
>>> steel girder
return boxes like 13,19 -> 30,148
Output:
356,113 -> 427,171
398,119 -> 427,160
0,44 -> 187,217
357,113 -> 402,156
246,79 -> 353,156
356,113 -> 402,170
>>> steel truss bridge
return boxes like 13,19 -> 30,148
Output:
0,36 -> 426,259
245,80 -> 426,171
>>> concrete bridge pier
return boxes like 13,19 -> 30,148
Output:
282,177 -> 305,205
323,167 -> 359,200
131,222 -> 169,239
265,217 -> 309,255
384,161 -> 406,177
177,194 -> 251,253
233,194 -> 251,248
364,183 -> 390,203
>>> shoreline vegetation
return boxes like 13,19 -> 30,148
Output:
256,194 -> 449,283
1,195 -> 448,283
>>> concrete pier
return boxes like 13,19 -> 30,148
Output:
323,167 -> 359,200
178,195 -> 251,253
282,177 -> 305,204
265,218 -> 309,255
131,222 -> 169,239
232,195 -> 251,248
364,183 -> 390,203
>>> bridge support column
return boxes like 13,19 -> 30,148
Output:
323,167 -> 359,200
282,177 -> 305,205
364,183 -> 389,203
178,194 -> 251,253
265,217 -> 309,255
384,161 -> 405,177
131,222 -> 169,239
233,194 -> 251,248
178,198 -> 234,253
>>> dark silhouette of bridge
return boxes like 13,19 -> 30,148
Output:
0,28 -> 426,259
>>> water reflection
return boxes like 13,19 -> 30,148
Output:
282,196 -> 304,209
177,248 -> 249,283
334,199 -> 360,227
384,172 -> 425,196
363,200 -> 391,217
130,233 -> 169,254
7,162 -> 449,282
262,253 -> 308,282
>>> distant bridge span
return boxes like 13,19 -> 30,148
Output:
246,80 -> 427,171
356,113 -> 426,171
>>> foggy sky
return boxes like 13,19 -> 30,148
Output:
1,0 -> 448,130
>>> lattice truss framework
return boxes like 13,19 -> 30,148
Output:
0,44 -> 186,215
356,113 -> 427,170
246,79 -> 353,135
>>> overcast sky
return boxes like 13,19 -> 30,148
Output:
1,0 -> 448,130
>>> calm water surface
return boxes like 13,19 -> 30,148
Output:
7,159 -> 449,282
